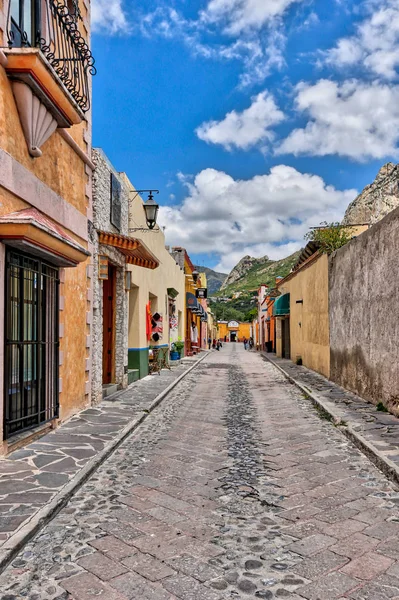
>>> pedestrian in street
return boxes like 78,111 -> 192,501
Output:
243,337 -> 248,350
208,336 -> 212,350
212,339 -> 216,350
249,337 -> 254,350
216,340 -> 220,351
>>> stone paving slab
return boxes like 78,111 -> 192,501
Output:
0,355 -> 207,568
2,346 -> 399,599
263,352 -> 399,487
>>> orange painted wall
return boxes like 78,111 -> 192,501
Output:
0,0 -> 92,434
217,322 -> 251,342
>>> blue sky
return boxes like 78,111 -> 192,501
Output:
91,0 -> 399,272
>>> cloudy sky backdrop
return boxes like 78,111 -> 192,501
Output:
91,0 -> 399,272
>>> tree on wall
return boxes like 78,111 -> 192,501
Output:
305,222 -> 355,254
244,307 -> 258,322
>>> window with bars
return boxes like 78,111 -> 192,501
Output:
4,250 -> 59,439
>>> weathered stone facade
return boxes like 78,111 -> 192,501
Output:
329,205 -> 399,415
91,149 -> 129,404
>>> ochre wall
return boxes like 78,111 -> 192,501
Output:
0,0 -> 92,437
329,210 -> 399,414
280,254 -> 330,378
218,322 -> 251,342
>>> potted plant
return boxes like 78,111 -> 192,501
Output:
171,338 -> 185,360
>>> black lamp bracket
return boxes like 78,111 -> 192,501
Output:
129,189 -> 160,202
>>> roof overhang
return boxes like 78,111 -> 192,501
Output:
98,231 -> 159,270
0,208 -> 89,267
293,242 -> 321,271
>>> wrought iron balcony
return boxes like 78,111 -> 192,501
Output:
6,0 -> 96,113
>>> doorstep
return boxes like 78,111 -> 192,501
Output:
262,353 -> 399,487
0,353 -> 208,573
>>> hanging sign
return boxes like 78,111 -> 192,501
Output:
196,288 -> 208,299
98,255 -> 109,280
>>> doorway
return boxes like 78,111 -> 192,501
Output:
102,265 -> 116,384
230,331 -> 237,342
282,318 -> 291,359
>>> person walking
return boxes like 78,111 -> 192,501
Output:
243,337 -> 248,350
208,336 -> 212,350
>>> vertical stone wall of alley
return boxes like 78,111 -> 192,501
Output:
91,150 -> 129,404
329,206 -> 399,414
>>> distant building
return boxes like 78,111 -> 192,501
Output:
217,321 -> 251,343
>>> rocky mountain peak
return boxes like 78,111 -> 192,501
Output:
220,255 -> 258,290
343,162 -> 399,226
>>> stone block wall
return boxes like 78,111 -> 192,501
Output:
91,150 -> 129,404
329,206 -> 399,414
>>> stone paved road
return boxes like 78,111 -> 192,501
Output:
0,359 -> 197,548
1,344 -> 399,599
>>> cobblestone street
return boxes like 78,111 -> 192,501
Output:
2,344 -> 399,599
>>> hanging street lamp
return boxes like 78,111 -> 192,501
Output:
143,191 -> 159,230
129,190 -> 160,232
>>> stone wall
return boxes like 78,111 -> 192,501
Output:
91,150 -> 129,404
329,207 -> 399,414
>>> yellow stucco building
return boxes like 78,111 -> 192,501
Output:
275,252 -> 330,377
170,248 -> 204,355
274,225 -> 369,378
126,184 -> 186,379
218,321 -> 251,343
0,0 -> 95,451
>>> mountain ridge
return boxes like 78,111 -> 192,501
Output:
217,251 -> 301,296
195,265 -> 227,295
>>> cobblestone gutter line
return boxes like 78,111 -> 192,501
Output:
0,353 -> 209,576
262,353 -> 399,488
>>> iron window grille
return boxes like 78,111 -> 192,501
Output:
4,250 -> 60,439
6,0 -> 96,112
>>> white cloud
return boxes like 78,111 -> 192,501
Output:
196,92 -> 285,151
139,1 -> 306,87
277,79 -> 399,161
325,0 -> 399,79
201,0 -> 302,34
92,0 -> 128,34
159,165 -> 357,272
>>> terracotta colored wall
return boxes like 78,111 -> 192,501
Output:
0,0 -> 92,439
59,262 -> 90,419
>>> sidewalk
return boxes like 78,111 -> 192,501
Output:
262,352 -> 399,485
0,354 -> 207,571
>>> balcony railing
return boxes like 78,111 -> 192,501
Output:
6,0 -> 96,113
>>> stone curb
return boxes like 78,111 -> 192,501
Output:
0,352 -> 209,575
261,353 -> 399,488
